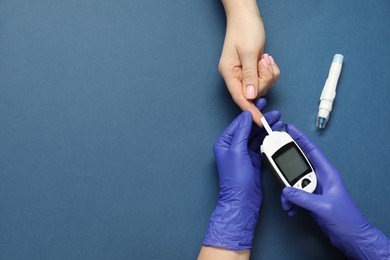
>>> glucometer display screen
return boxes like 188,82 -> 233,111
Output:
272,142 -> 311,184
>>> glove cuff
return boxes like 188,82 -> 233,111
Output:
202,201 -> 260,250
341,223 -> 390,259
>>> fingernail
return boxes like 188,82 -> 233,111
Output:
269,55 -> 275,65
245,85 -> 255,99
261,59 -> 269,69
264,53 -> 271,65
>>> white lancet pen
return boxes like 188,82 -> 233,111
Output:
317,54 -> 344,129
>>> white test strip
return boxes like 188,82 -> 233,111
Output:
260,117 -> 273,135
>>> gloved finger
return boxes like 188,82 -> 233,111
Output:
241,52 -> 260,100
248,149 -> 261,170
253,97 -> 267,111
287,205 -> 298,217
271,121 -> 285,131
281,192 -> 293,211
281,193 -> 298,217
213,112 -> 243,151
285,124 -> 316,156
231,111 -> 253,149
282,187 -> 324,214
264,111 -> 281,126
285,124 -> 337,181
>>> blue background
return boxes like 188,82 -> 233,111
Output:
1,0 -> 389,259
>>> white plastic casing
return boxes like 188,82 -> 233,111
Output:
261,131 -> 317,193
317,54 -> 343,127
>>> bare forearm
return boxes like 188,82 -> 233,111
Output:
198,246 -> 250,260
221,0 -> 260,18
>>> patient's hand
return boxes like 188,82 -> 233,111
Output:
219,0 -> 280,127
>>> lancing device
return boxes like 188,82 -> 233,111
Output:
317,54 -> 344,129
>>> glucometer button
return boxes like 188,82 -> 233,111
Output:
302,178 -> 311,188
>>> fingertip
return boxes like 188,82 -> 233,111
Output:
263,53 -> 271,65
282,186 -> 294,196
258,57 -> 275,93
285,124 -> 300,135
281,194 -> 293,211
266,110 -> 281,119
264,111 -> 281,125
266,55 -> 280,86
288,207 -> 298,217
281,188 -> 299,217
271,121 -> 285,131
233,110 -> 253,146
260,58 -> 269,69
253,117 -> 264,128
285,123 -> 297,131
268,55 -> 276,65
254,98 -> 267,111
272,61 -> 280,75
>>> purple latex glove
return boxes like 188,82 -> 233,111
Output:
281,125 -> 390,259
203,98 -> 284,250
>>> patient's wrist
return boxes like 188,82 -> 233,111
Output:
222,0 -> 260,19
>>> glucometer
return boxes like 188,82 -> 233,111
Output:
260,118 -> 317,193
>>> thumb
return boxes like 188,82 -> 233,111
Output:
232,111 -> 252,148
285,124 -> 316,156
283,187 -> 322,213
241,56 -> 259,100
285,124 -> 335,177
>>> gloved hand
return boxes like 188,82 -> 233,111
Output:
281,125 -> 390,259
202,98 -> 284,250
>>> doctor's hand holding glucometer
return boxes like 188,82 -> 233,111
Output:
281,125 -> 390,259
198,98 -> 284,259
198,103 -> 390,260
